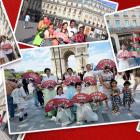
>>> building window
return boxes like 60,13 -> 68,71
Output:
115,20 -> 120,27
132,20 -> 137,26
125,20 -> 129,27
114,13 -> 119,17
123,11 -> 128,17
107,20 -> 110,27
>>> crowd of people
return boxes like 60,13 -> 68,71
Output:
0,35 -> 16,65
6,64 -> 140,127
23,15 -> 108,47
117,40 -> 140,71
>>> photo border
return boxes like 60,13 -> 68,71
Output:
104,5 -> 140,72
136,122 -> 140,132
13,0 -> 119,49
2,41 -> 140,135
0,0 -> 23,67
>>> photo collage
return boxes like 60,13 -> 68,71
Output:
0,0 -> 140,139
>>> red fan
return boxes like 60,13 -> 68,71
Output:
56,98 -> 73,108
54,32 -> 70,43
63,76 -> 81,86
130,51 -> 138,57
96,59 -> 116,70
45,98 -> 73,112
90,92 -> 107,102
83,76 -> 97,85
2,43 -> 13,50
118,51 -> 131,58
72,93 -> 91,103
41,80 -> 57,89
22,72 -> 41,84
45,98 -> 58,112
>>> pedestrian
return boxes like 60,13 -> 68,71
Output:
24,13 -> 30,29
73,26 -> 87,43
67,19 -> 78,39
64,68 -> 77,100
42,68 -> 57,117
36,85 -> 44,107
99,66 -> 114,112
6,79 -> 17,120
110,79 -> 122,115
122,81 -> 134,111
0,46 -> 5,65
75,83 -> 98,125
53,86 -> 74,127
22,78 -> 29,95
117,44 -> 130,71
133,68 -> 140,94
1,37 -> 16,61
0,114 -> 3,127
11,83 -> 28,121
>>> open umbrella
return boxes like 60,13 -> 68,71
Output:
63,76 -> 81,86
72,93 -> 91,103
96,59 -> 116,70
83,76 -> 97,85
45,98 -> 58,112
2,43 -> 13,50
41,80 -> 57,89
22,72 -> 41,84
90,92 -> 107,102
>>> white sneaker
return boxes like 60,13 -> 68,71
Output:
76,121 -> 83,125
50,116 -> 56,121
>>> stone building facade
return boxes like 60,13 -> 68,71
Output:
105,7 -> 140,53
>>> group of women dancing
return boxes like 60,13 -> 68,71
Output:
32,64 -> 135,127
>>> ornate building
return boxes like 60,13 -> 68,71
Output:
105,7 -> 140,53
0,2 -> 13,39
51,44 -> 89,79
20,0 -> 116,33
0,1 -> 21,58
41,0 -> 116,32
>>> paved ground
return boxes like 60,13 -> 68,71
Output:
15,20 -> 100,46
9,86 -> 140,133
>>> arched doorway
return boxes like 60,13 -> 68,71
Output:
63,50 -> 75,72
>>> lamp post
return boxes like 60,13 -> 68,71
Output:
81,53 -> 84,72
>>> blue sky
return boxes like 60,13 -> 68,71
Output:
98,0 -> 117,9
88,41 -> 114,69
5,48 -> 52,72
5,41 -> 115,73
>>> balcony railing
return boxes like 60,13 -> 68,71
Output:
109,26 -> 140,34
